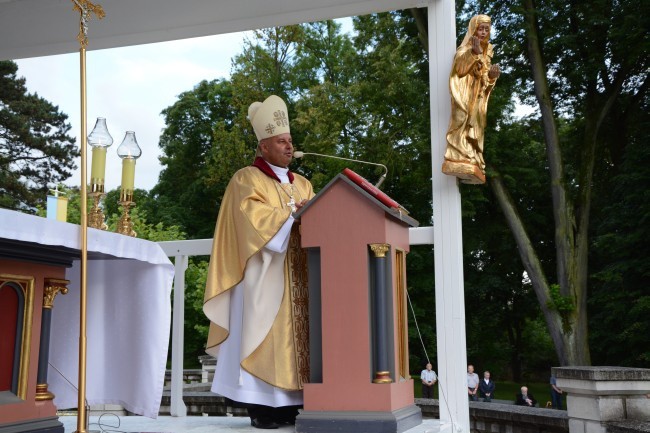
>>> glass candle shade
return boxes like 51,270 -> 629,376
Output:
87,117 -> 113,186
117,131 -> 142,199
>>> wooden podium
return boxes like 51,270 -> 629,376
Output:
295,171 -> 422,433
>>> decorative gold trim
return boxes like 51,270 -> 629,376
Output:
369,243 -> 390,258
0,274 -> 35,400
395,249 -> 409,380
89,182 -> 105,194
373,371 -> 393,383
119,190 -> 134,202
43,278 -> 70,309
287,225 -> 310,388
35,383 -> 55,401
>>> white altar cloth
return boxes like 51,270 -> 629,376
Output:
0,209 -> 174,418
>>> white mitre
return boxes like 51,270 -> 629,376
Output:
248,95 -> 291,141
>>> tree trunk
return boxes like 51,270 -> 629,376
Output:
409,8 -> 429,53
490,175 -> 568,364
504,0 -> 593,365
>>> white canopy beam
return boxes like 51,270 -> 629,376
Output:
428,0 -> 471,432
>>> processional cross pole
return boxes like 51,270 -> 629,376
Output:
70,2 -> 105,432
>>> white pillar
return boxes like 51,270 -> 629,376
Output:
428,1 -> 471,432
170,254 -> 188,417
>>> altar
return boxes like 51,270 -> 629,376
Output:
0,208 -> 174,432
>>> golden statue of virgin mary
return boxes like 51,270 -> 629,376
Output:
442,14 -> 500,184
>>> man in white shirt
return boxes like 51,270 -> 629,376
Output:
467,364 -> 479,401
420,363 -> 437,399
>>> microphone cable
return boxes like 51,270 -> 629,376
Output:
48,362 -> 128,432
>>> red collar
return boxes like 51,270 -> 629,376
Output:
252,157 -> 294,183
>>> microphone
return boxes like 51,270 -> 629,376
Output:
293,151 -> 388,188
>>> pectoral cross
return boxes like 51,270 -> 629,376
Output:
287,197 -> 297,213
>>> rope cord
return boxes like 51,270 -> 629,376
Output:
407,289 -> 459,431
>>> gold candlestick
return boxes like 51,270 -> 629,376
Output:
88,192 -> 107,230
117,191 -> 136,237
88,183 -> 107,230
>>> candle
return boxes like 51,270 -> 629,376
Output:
121,158 -> 136,192
117,131 -> 141,200
90,146 -> 107,184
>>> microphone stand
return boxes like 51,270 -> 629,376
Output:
293,151 -> 388,188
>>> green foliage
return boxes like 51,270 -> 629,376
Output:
183,259 -> 210,366
589,126 -> 650,367
31,184 -> 187,243
152,79 -> 237,239
0,60 -> 77,212
547,283 -> 575,332
464,0 -> 649,365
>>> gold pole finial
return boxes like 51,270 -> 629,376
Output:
71,0 -> 106,48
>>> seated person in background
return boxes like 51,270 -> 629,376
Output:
515,386 -> 537,407
478,370 -> 495,402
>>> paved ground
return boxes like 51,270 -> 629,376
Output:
59,415 -> 442,433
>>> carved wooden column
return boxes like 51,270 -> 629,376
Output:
35,278 -> 69,401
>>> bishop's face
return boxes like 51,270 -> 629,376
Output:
260,133 -> 293,168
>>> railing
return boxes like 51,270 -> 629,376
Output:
158,226 -> 435,416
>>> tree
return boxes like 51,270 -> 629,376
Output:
152,79 -> 236,239
157,14 -> 596,376
0,60 -> 77,211
589,119 -> 650,367
406,1 -> 648,368
154,27 -> 319,240
329,12 -> 459,373
466,0 -> 648,365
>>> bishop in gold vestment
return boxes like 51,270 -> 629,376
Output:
203,96 -> 314,422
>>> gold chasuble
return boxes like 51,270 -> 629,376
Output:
204,161 -> 314,391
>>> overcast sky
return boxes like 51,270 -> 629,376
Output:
16,31 -> 251,192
